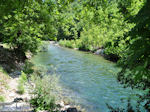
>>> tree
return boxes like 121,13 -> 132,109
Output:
0,0 -> 56,57
116,0 -> 150,111
118,0 -> 150,90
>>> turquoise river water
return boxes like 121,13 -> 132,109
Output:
31,44 -> 142,112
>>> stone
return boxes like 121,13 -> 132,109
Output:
9,93 -> 15,97
60,101 -> 65,107
65,105 -> 70,109
67,107 -> 78,112
74,48 -> 79,50
13,97 -> 24,102
94,49 -> 104,56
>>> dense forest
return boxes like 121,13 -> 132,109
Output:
0,0 -> 150,111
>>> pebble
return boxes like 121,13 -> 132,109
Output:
9,93 -> 15,97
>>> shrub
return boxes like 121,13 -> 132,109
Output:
59,40 -> 66,47
23,61 -> 34,75
29,73 -> 61,112
74,39 -> 82,49
38,41 -> 49,52
79,25 -> 103,51
17,71 -> 27,95
59,39 -> 76,48
17,83 -> 25,95
0,96 -> 5,102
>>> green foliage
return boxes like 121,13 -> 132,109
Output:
38,41 -> 49,52
0,0 -> 57,55
0,96 -> 5,102
107,1 -> 150,111
30,73 -> 61,112
0,2 -> 42,54
57,0 -> 134,54
23,61 -> 34,75
79,25 -> 104,51
118,0 -> 150,90
20,71 -> 27,81
118,0 -> 145,18
0,66 -> 10,90
59,39 -> 82,49
17,84 -> 25,95
17,71 -> 27,95
56,0 -> 146,63
56,2 -> 80,40
0,0 -> 26,20
59,39 -> 76,48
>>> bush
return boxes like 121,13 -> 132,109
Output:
17,71 -> 27,95
79,25 -> 103,51
59,39 -> 76,48
23,61 -> 34,75
29,73 -> 61,112
38,41 -> 49,52
0,96 -> 5,102
17,83 -> 25,95
74,39 -> 81,49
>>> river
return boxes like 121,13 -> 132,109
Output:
31,44 -> 141,112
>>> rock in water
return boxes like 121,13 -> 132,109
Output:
13,97 -> 24,102
94,49 -> 104,55
67,107 -> 78,112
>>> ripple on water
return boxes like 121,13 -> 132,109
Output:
31,45 -> 144,112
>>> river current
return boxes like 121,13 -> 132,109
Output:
32,44 -> 141,112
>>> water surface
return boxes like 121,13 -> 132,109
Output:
32,44 -> 140,112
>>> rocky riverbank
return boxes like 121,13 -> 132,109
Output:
0,43 -> 83,112
0,72 -> 83,112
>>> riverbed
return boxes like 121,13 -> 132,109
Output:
31,44 -> 141,112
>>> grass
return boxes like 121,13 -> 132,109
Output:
0,66 -> 10,93
0,66 -> 9,103
17,71 -> 27,95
